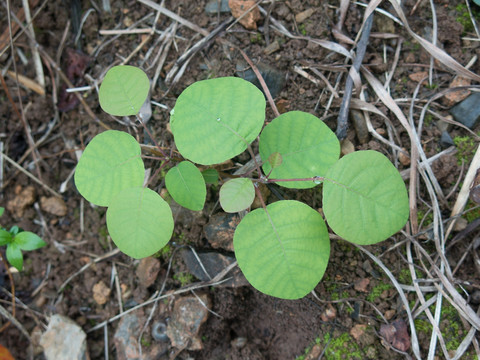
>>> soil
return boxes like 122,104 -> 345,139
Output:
1,0 -> 480,359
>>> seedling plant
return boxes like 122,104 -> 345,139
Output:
74,65 -> 409,300
0,207 -> 46,271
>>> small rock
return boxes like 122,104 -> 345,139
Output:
453,217 -> 468,232
408,71 -> 428,83
40,196 -> 67,216
320,303 -> 337,322
7,185 -> 35,218
350,324 -> 367,341
470,290 -> 480,304
351,324 -> 376,347
92,281 -> 111,305
114,311 -> 144,360
384,309 -> 396,320
398,148 -> 410,166
40,315 -> 88,360
440,131 -> 455,148
305,343 -> 322,360
350,110 -> 369,144
166,294 -> 211,350
236,60 -> 285,99
341,139 -> 355,156
151,321 -> 168,342
436,118 -> 451,133
354,278 -> 370,293
228,0 -> 261,30
204,213 -> 240,252
443,77 -> 471,107
231,337 -> 247,348
181,249 -> 248,287
205,0 -> 230,13
136,257 -> 161,288
449,92 -> 480,129
264,40 -> 280,55
295,8 -> 315,23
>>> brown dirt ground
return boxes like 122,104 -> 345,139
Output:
1,0 -> 480,359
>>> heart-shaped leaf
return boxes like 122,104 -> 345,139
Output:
99,65 -> 150,116
106,187 -> 174,259
74,130 -> 145,207
323,150 -> 409,245
170,77 -> 266,165
165,161 -> 206,211
234,200 -> 330,299
219,178 -> 255,213
259,111 -> 340,189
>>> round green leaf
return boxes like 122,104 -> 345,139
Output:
234,200 -> 330,299
323,150 -> 409,245
170,77 -> 266,165
165,161 -> 206,211
14,232 -> 46,251
99,65 -> 150,116
74,130 -> 145,207
6,242 -> 23,271
259,111 -> 340,189
220,178 -> 255,213
202,169 -> 219,185
106,187 -> 174,259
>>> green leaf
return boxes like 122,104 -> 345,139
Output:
170,77 -> 266,165
219,178 -> 255,213
74,130 -> 145,207
0,207 -> 4,217
234,200 -> 330,299
323,150 -> 409,245
267,152 -> 283,169
6,243 -> 23,271
201,169 -> 219,185
99,65 -> 150,116
106,187 -> 174,259
259,111 -> 340,189
14,232 -> 46,251
0,229 -> 12,246
165,161 -> 206,211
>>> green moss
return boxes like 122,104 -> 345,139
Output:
323,333 -> 364,360
298,23 -> 307,36
367,282 -> 392,302
140,336 -> 151,347
456,4 -> 476,33
453,135 -> 476,165
463,200 -> 480,223
250,32 -> 262,44
173,272 -> 194,286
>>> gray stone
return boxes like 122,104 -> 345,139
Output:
204,213 -> 240,252
236,60 -> 285,99
440,131 -> 454,148
40,315 -> 88,360
181,249 -> 248,287
166,294 -> 211,350
205,0 -> 230,13
449,92 -> 480,129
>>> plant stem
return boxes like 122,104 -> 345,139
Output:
136,115 -> 168,159
265,176 -> 324,183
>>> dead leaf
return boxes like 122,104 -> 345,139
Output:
408,71 -> 428,83
350,324 -> 367,341
229,0 -> 261,30
296,8 -> 315,23
354,278 -> 370,293
136,257 -> 161,288
380,319 -> 411,352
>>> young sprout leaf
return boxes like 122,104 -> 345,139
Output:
0,207 -> 4,217
6,242 -> 23,271
0,229 -> 12,246
259,111 -> 340,189
165,161 -> 206,211
74,130 -> 145,207
219,178 -> 255,213
234,200 -> 330,299
14,232 -> 46,251
106,187 -> 173,259
267,152 -> 283,169
323,150 -> 409,245
201,169 -> 219,185
99,65 -> 150,116
170,77 -> 266,165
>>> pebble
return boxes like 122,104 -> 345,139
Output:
264,40 -> 280,55
236,60 -> 285,99
166,294 -> 211,350
440,130 -> 455,148
449,92 -> 480,129
92,281 -> 111,305
295,8 -> 315,23
205,0 -> 230,13
228,0 -> 261,30
340,139 -> 355,156
136,256 -> 161,288
398,148 -> 410,166
181,248 -> 248,287
40,196 -> 67,216
7,185 -> 35,218
320,303 -> 337,322
354,278 -> 370,293
204,213 -> 240,252
40,315 -> 88,360
443,76 -> 471,107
